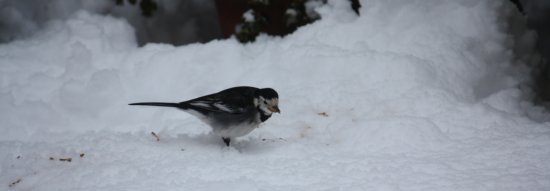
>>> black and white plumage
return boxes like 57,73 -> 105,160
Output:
129,86 -> 280,146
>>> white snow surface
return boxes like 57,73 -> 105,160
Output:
1,0 -> 550,190
243,10 -> 255,22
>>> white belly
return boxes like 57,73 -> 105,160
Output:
212,122 -> 259,138
182,108 -> 261,138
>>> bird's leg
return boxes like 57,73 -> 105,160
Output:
222,137 -> 231,146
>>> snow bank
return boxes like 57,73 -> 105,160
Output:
1,0 -> 550,190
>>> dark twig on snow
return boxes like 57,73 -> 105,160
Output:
8,178 -> 21,187
151,132 -> 160,142
318,112 -> 329,117
59,158 -> 72,162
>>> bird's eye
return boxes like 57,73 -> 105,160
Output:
263,100 -> 267,104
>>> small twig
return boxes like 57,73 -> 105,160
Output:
318,112 -> 329,117
59,158 -> 72,162
261,138 -> 287,142
9,178 -> 21,187
151,132 -> 160,142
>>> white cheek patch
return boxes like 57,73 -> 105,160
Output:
258,100 -> 271,114
262,108 -> 273,115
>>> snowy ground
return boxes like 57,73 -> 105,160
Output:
1,0 -> 550,190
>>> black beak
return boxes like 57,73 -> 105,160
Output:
269,106 -> 280,113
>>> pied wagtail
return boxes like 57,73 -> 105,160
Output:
129,86 -> 280,146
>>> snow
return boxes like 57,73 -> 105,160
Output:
1,0 -> 550,190
243,10 -> 255,22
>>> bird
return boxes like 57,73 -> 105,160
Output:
129,86 -> 280,146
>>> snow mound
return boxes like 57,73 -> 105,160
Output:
1,0 -> 549,190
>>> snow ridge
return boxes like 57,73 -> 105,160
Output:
1,0 -> 549,190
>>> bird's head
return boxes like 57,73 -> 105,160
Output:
256,88 -> 280,115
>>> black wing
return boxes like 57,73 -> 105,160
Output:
181,86 -> 258,114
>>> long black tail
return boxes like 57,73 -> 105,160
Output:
129,102 -> 181,108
